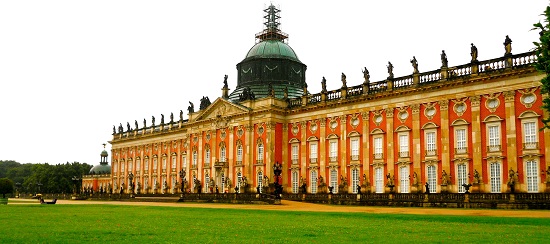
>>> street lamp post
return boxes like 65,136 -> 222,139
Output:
272,161 -> 283,199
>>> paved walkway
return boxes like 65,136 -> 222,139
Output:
10,198 -> 550,218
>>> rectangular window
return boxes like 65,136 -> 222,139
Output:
257,172 -> 263,193
192,152 -> 197,168
220,147 -> 226,162
162,158 -> 167,170
145,159 -> 149,170
128,162 -> 133,172
310,171 -> 318,194
330,169 -> 338,193
374,137 -> 383,159
136,159 -> 141,171
171,156 -> 176,169
257,144 -> 264,161
351,138 -> 359,158
526,161 -> 539,192
427,165 -> 436,193
310,143 -> 318,162
426,132 -> 436,156
329,141 -> 338,161
292,171 -> 298,194
121,162 -> 125,172
182,155 -> 187,168
399,134 -> 409,157
523,122 -> 538,149
113,162 -> 117,173
237,146 -> 243,162
291,144 -> 299,164
490,162 -> 501,193
457,164 -> 467,193
455,128 -> 467,153
399,166 -> 409,193
375,168 -> 383,193
351,169 -> 359,193
205,150 -> 211,165
236,172 -> 242,193
488,125 -> 500,151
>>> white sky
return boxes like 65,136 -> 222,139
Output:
0,0 -> 547,165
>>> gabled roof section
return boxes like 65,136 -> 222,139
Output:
193,98 -> 250,122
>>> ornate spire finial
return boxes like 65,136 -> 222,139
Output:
102,143 -> 106,149
255,4 -> 288,42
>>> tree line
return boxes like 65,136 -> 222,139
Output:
0,160 -> 92,194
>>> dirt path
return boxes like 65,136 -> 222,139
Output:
10,198 -> 550,218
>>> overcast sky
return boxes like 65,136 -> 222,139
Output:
1,0 -> 547,166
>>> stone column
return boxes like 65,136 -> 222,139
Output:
300,121 -> 307,180
361,112 -> 370,190
470,96 -> 483,189
245,125 -> 253,182
411,104 -> 422,186
439,100 -> 451,189
319,119 -> 327,182
385,108 -> 395,186
282,124 -> 289,191
340,115 -> 348,183
504,91 -> 518,187
265,122 -> 276,179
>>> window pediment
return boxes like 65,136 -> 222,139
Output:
326,134 -> 339,140
307,136 -> 319,142
288,138 -> 300,144
370,128 -> 385,135
421,122 -> 439,130
518,111 -> 540,119
451,119 -> 470,126
347,131 -> 361,137
394,125 -> 411,132
483,115 -> 503,123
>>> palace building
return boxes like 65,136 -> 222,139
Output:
99,5 -> 548,196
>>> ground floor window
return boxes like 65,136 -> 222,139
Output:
526,161 -> 539,192
236,172 -> 242,193
292,171 -> 298,194
490,162 -> 501,193
375,168 -> 383,193
427,165 -> 436,193
457,164 -> 467,193
257,171 -> 263,193
311,171 -> 318,194
330,169 -> 338,193
351,168 -> 359,193
399,166 -> 409,193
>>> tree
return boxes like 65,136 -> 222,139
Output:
533,5 -> 550,129
0,178 -> 14,198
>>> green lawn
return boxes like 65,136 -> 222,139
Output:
1,204 -> 549,243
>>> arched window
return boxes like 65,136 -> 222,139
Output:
292,171 -> 298,194
205,148 -> 211,166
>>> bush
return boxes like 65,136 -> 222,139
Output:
0,178 -> 14,198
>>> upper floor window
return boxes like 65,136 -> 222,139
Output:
136,159 -> 141,171
309,142 -> 318,163
373,137 -> 383,159
257,142 -> 264,162
425,131 -> 436,156
220,146 -> 227,162
205,148 -> 211,165
350,138 -> 359,160
399,134 -> 409,158
483,116 -> 503,153
291,144 -> 299,164
192,151 -> 197,168
162,157 -> 167,170
451,119 -> 469,155
329,141 -> 338,162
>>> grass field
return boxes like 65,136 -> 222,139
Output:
1,204 -> 549,243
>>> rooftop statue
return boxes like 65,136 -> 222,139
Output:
160,114 -> 164,125
470,43 -> 478,62
504,35 -> 512,55
362,67 -> 370,84
135,120 -> 138,130
283,86 -> 288,99
188,101 -> 194,114
112,125 -> 116,135
179,110 -> 183,121
170,112 -> 174,123
127,122 -> 131,132
152,116 -> 155,127
223,74 -> 228,88
118,123 -> 123,133
302,82 -> 308,96
441,50 -> 448,67
143,118 -> 147,128
341,72 -> 347,88
199,96 -> 211,110
387,61 -> 394,79
321,77 -> 327,92
410,56 -> 419,73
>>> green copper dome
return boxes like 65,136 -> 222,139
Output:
245,40 -> 300,62
89,164 -> 111,175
